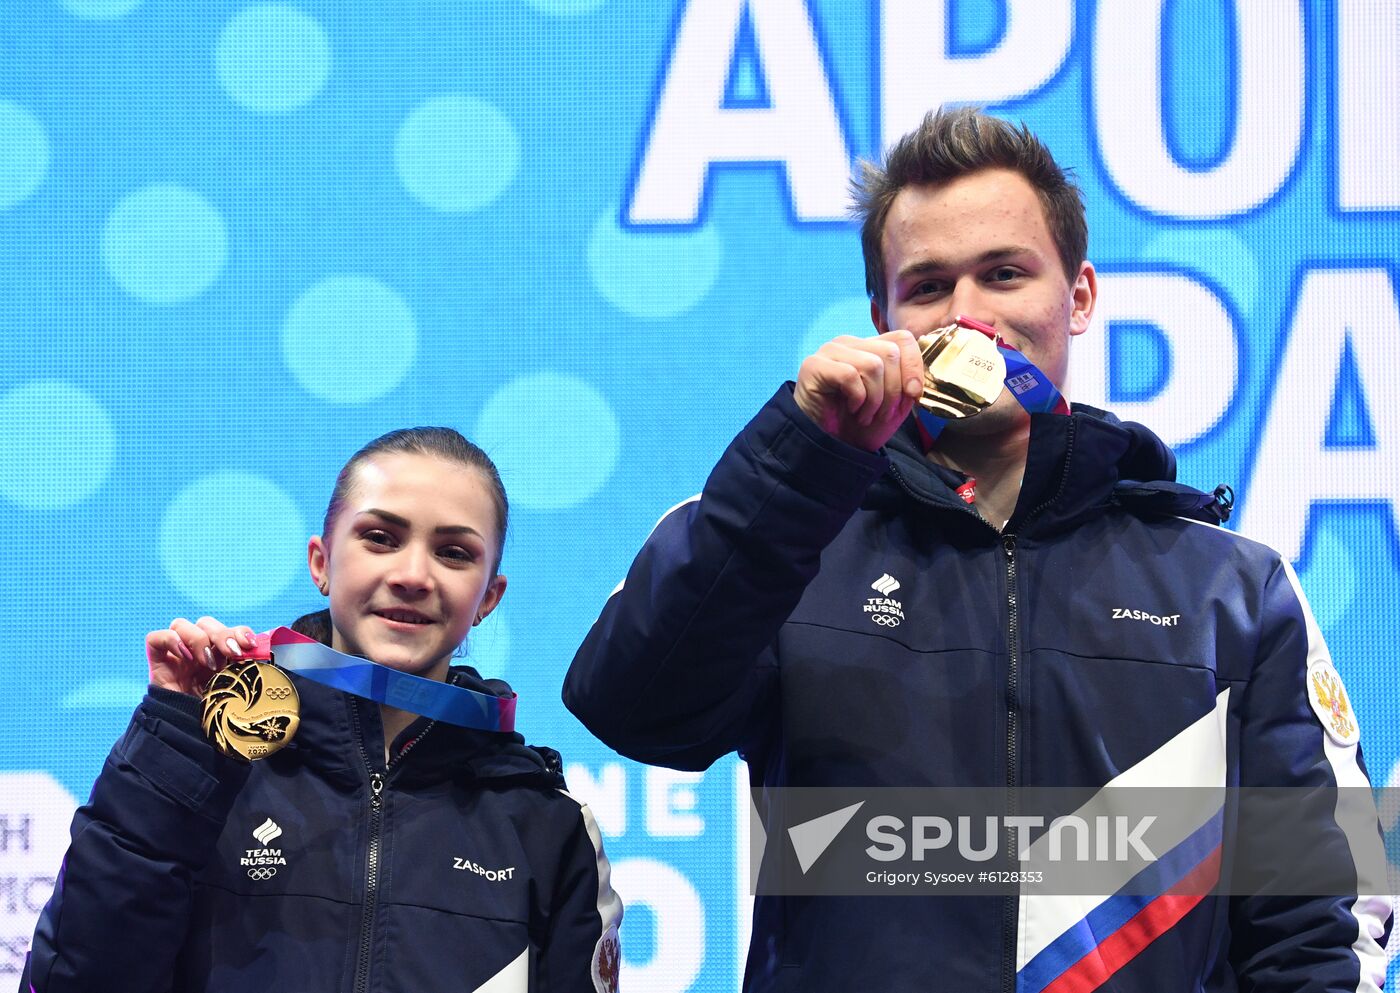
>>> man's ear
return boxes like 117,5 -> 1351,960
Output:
871,298 -> 891,335
1069,261 -> 1097,336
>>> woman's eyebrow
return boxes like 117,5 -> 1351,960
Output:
360,508 -> 479,537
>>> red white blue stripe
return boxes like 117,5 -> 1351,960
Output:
1015,691 -> 1231,993
1016,809 -> 1223,993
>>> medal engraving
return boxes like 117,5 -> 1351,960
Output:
202,660 -> 300,761
917,322 -> 1006,419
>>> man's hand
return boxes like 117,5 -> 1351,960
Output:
146,617 -> 259,697
793,329 -> 925,451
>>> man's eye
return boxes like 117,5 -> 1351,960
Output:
989,267 -> 1020,282
912,280 -> 945,297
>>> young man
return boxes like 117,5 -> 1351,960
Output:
565,107 -> 1390,992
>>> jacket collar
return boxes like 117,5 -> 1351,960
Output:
880,405 -> 1186,536
274,654 -> 558,789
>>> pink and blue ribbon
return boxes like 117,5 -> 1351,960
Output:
251,627 -> 517,733
915,315 -> 1071,443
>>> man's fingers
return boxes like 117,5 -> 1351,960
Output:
796,351 -> 868,422
795,331 -> 926,449
818,340 -> 891,425
891,329 -> 926,400
879,337 -> 908,423
819,353 -> 870,415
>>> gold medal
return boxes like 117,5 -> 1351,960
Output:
201,659 -> 300,761
917,322 -> 1006,419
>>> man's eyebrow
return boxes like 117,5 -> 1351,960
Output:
358,508 -> 481,537
895,247 -> 1039,282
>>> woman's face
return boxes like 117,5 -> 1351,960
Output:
307,452 -> 506,681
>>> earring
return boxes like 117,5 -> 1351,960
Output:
318,581 -> 329,596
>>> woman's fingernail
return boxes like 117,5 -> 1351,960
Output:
203,646 -> 216,669
176,640 -> 194,662
225,638 -> 243,657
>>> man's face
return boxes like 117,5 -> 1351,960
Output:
873,168 -> 1096,434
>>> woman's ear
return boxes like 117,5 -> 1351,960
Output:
473,574 -> 508,625
307,536 -> 330,596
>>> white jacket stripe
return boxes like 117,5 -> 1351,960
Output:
1280,559 -> 1390,993
610,495 -> 701,597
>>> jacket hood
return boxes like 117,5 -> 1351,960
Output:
879,404 -> 1218,536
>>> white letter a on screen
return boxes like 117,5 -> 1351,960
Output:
1240,269 -> 1400,562
628,0 -> 850,225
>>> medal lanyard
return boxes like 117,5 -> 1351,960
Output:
915,316 -> 1071,443
255,627 -> 517,733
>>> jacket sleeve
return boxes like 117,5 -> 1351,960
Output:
1227,557 -> 1392,992
563,385 -> 889,771
535,796 -> 623,993
22,690 -> 251,993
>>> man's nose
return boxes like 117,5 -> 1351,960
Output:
944,279 -> 986,326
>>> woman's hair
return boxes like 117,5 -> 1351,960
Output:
291,607 -> 334,644
322,426 -> 509,575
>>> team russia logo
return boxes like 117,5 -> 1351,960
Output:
866,575 -> 905,628
243,817 -> 288,880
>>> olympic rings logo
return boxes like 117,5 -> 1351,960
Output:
870,614 -> 902,628
264,687 -> 293,700
247,866 -> 278,881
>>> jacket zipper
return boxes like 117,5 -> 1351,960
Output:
886,463 -> 1024,990
888,440 -> 1075,993
1002,534 -> 1020,993
391,722 -> 435,768
350,704 -> 383,993
347,709 -> 437,993
358,772 -> 384,993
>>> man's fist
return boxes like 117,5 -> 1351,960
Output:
793,329 -> 925,451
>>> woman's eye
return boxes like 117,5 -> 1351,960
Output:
363,529 -> 395,547
439,545 -> 473,562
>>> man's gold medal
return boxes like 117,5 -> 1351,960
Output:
916,323 -> 1006,419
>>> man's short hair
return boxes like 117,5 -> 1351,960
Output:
852,106 -> 1087,314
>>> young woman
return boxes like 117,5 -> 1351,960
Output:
23,428 -> 622,993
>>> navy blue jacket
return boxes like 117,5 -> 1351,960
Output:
25,658 -> 621,992
565,386 -> 1389,992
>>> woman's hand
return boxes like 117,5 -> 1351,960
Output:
146,617 -> 259,696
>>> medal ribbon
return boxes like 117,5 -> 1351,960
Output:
252,627 -> 517,733
915,315 -> 1071,443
